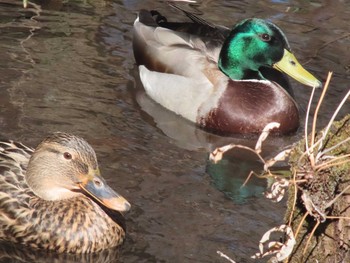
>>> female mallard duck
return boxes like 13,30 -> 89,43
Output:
133,7 -> 322,135
0,132 -> 130,253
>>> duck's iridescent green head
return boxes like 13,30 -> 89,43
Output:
218,18 -> 321,88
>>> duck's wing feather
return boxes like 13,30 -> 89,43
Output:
134,10 -> 231,122
0,141 -> 34,241
0,140 -> 33,194
161,4 -> 230,47
167,3 -> 214,27
139,65 -> 228,123
134,9 -> 228,70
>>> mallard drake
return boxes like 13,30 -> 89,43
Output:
0,132 -> 130,253
133,7 -> 321,135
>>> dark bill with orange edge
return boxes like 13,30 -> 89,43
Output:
79,171 -> 131,212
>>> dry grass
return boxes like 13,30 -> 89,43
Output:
213,72 -> 350,262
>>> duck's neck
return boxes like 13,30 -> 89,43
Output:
218,57 -> 246,79
218,32 -> 263,80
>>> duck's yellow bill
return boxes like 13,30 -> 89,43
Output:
78,170 -> 131,213
273,49 -> 322,88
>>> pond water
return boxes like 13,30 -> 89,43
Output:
0,0 -> 349,262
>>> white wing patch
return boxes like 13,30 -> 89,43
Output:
153,27 -> 192,47
139,65 -> 215,122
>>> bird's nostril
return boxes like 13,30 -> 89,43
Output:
124,202 -> 131,212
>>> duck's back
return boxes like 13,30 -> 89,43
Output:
0,140 -> 33,211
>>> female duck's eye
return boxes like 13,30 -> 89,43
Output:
260,33 -> 271,42
63,152 -> 72,160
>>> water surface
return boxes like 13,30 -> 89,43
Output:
0,0 -> 349,262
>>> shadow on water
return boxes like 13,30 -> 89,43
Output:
0,0 -> 349,262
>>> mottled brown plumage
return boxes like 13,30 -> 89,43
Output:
0,132 -> 130,253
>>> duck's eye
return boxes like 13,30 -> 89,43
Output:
63,152 -> 72,160
260,33 -> 271,42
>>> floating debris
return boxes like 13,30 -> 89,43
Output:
251,224 -> 296,261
